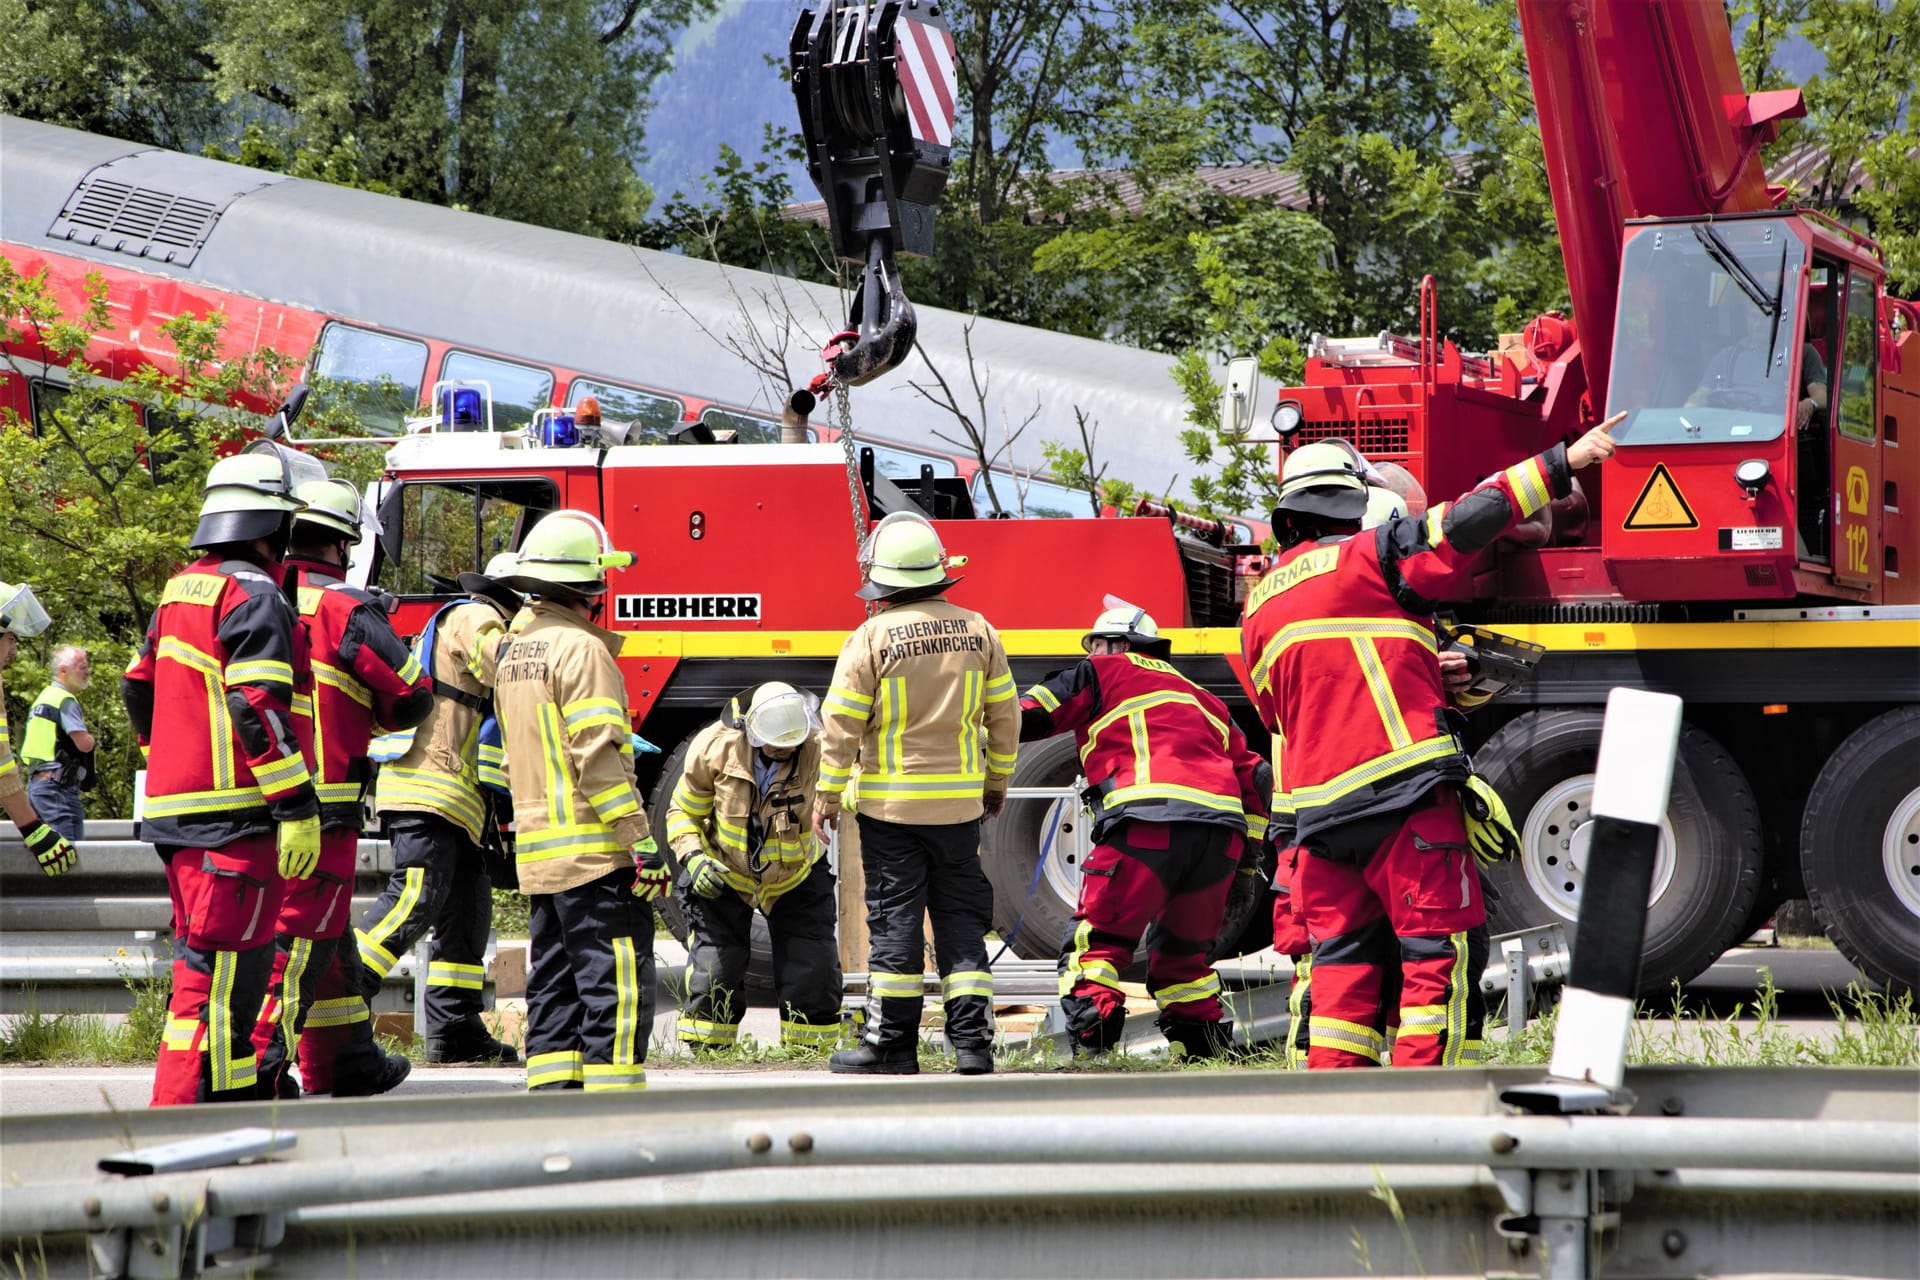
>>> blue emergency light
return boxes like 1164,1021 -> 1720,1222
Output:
441,387 -> 485,430
537,413 -> 578,448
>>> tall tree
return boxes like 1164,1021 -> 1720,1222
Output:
0,0 -> 713,239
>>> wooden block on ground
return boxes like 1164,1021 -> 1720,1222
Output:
492,943 -> 527,999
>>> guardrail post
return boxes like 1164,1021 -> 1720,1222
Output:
413,936 -> 432,1041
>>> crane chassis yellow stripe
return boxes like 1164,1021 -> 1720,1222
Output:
621,620 -> 1916,661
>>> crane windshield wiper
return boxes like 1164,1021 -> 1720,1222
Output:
1693,223 -> 1776,316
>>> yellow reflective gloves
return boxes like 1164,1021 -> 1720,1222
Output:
1461,775 -> 1521,868
277,814 -> 322,879
630,835 -> 670,901
683,849 -> 727,899
21,822 -> 76,877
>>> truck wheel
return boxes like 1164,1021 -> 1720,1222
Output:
1800,706 -> 1920,996
980,734 -> 1092,962
1475,709 -> 1762,993
646,734 -> 777,993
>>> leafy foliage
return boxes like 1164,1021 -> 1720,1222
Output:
1,0 -> 716,239
0,262 -> 309,815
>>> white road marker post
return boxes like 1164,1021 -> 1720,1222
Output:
1549,687 -> 1683,1092
1494,688 -> 1684,1280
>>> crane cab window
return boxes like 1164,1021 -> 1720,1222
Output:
697,406 -> 784,443
309,324 -> 428,437
568,378 -> 683,444
441,352 -> 555,433
1608,218 -> 1808,446
376,477 -> 557,598
1835,270 -> 1878,444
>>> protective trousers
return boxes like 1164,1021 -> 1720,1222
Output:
676,865 -> 841,1051
1058,820 -> 1240,1053
1271,858 -> 1311,1068
857,815 -> 994,1051
353,813 -> 490,1031
524,868 -> 655,1091
250,829 -> 363,1096
1295,793 -> 1485,1068
152,839 -> 282,1106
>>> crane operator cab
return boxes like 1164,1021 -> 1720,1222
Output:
1602,212 -> 1902,603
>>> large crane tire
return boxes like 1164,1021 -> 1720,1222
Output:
646,733 -> 778,993
1474,708 -> 1763,994
1799,706 -> 1920,997
980,734 -> 1087,962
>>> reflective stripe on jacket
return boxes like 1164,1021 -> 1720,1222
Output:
493,600 -> 648,894
373,596 -> 509,842
666,694 -> 822,910
816,598 -> 1019,825
1019,652 -> 1269,843
1241,445 -> 1569,844
120,555 -> 319,847
289,559 -> 432,831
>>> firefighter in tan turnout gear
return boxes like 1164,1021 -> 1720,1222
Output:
814,513 -> 1020,1076
493,511 -> 661,1092
666,682 -> 841,1052
354,552 -> 521,1069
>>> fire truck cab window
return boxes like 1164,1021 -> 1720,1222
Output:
1835,270 -> 1878,444
697,406 -> 784,443
441,352 -> 555,433
379,477 -> 556,598
568,378 -> 683,444
971,471 -> 1099,519
309,324 -> 428,436
1608,218 -> 1807,446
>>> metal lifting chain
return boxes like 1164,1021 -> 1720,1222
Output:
834,382 -> 876,618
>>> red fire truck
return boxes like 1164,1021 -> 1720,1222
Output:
1217,0 -> 1919,993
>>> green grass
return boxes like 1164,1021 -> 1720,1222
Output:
490,887 -> 530,939
0,964 -> 170,1065
1487,970 -> 1918,1067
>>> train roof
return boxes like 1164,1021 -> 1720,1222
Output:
0,115 -> 1206,499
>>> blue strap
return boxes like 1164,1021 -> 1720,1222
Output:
987,798 -> 1063,968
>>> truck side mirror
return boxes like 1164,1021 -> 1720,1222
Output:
265,383 -> 311,440
1219,356 -> 1261,440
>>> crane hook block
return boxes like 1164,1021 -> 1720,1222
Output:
791,2 -> 956,264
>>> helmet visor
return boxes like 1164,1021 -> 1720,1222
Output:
0,584 -> 51,638
745,688 -> 822,749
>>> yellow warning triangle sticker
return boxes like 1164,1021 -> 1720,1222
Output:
1623,463 -> 1699,531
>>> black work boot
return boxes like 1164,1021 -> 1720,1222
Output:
256,1063 -> 301,1101
953,1047 -> 994,1076
1159,1016 -> 1239,1061
331,1051 -> 413,1097
426,1017 -> 520,1065
829,1040 -> 920,1075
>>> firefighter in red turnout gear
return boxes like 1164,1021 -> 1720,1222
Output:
1019,600 -> 1270,1058
1241,418 -> 1619,1068
122,452 -> 322,1105
252,480 -> 432,1098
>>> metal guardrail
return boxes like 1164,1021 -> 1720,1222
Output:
0,824 -> 495,1022
0,1068 -> 1912,1279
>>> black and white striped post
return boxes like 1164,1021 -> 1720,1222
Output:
1548,687 -> 1683,1092
1498,689 -> 1684,1279
1506,686 -> 1684,1114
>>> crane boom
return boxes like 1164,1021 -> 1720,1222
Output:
1517,0 -> 1805,413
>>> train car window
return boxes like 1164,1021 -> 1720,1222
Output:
970,470 -> 1100,519
697,406 -> 784,443
27,380 -> 67,436
379,477 -> 557,598
441,352 -> 555,433
310,324 -> 428,436
865,442 -> 959,478
568,378 -> 683,443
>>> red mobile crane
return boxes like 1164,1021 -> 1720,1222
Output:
1229,0 -> 1918,991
